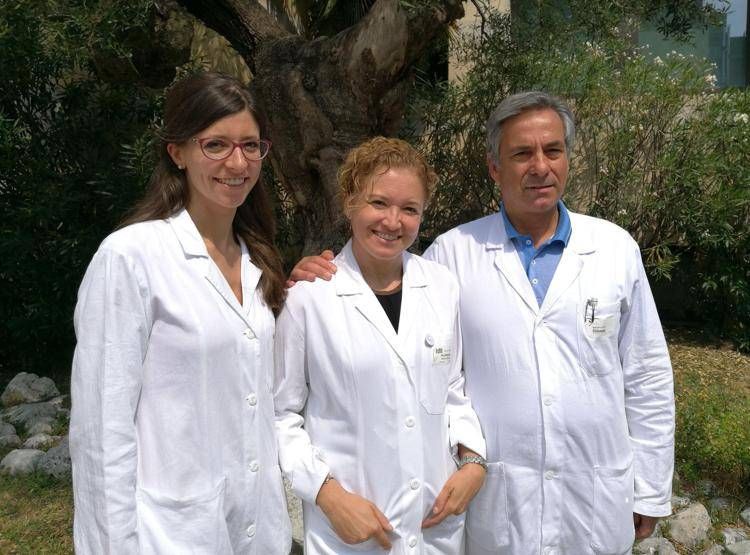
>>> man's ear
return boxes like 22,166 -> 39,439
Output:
487,155 -> 500,184
167,143 -> 185,169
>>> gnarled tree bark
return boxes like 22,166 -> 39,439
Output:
177,0 -> 466,254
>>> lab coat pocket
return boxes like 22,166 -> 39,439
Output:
419,332 -> 453,414
465,461 -> 510,550
136,478 -> 232,554
579,300 -> 621,377
590,462 -> 635,555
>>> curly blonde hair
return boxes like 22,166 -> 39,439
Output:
338,137 -> 439,217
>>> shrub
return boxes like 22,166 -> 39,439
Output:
414,7 -> 750,350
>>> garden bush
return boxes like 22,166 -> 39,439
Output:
414,6 -> 750,350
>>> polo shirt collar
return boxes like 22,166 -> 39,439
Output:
500,200 -> 572,247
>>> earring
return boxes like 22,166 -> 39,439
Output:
177,165 -> 184,170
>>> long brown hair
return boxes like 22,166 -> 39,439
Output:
120,72 -> 286,312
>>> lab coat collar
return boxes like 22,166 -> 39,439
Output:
169,208 -> 209,258
485,213 -> 540,314
539,212 -> 597,315
334,240 -> 427,296
168,208 -> 261,330
333,240 -> 425,383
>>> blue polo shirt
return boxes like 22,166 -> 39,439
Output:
500,201 -> 572,306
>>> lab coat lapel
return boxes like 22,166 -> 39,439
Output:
168,209 -> 256,330
396,252 -> 428,344
335,242 -> 412,372
539,215 -> 596,317
487,214 -> 539,315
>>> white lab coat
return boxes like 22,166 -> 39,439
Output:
70,208 -> 291,554
274,241 -> 486,554
424,211 -> 674,555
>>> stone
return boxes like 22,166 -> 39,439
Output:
0,434 -> 21,449
37,436 -> 71,479
3,401 -> 60,430
723,527 -> 750,545
696,479 -> 717,497
671,495 -> 691,510
740,506 -> 750,526
709,497 -> 733,512
27,417 -> 54,436
0,449 -> 44,475
726,541 -> 750,555
23,433 -> 56,450
633,536 -> 677,554
667,503 -> 711,548
0,421 -> 21,448
284,478 -> 303,544
701,545 -> 724,555
1,373 -> 60,407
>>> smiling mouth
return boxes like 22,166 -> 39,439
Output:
373,231 -> 400,241
215,177 -> 247,186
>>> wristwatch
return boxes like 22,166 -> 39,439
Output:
458,455 -> 488,471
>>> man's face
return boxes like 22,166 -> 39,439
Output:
488,107 -> 569,222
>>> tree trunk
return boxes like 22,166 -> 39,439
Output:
178,0 -> 465,255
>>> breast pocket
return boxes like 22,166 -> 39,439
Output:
578,300 -> 622,377
418,331 -> 453,415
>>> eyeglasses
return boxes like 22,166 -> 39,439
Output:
192,137 -> 272,161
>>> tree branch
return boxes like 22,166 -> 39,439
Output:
344,0 -> 465,90
176,0 -> 291,70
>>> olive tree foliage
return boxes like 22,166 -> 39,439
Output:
0,0 -> 188,385
413,1 -> 749,349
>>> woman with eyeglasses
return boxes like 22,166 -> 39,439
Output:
274,137 -> 487,554
70,72 -> 291,554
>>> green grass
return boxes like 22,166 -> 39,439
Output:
0,473 -> 73,554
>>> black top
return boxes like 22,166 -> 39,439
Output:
375,289 -> 402,332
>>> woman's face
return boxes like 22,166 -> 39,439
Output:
168,110 -> 262,215
349,166 -> 426,268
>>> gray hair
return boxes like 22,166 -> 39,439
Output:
485,91 -> 575,165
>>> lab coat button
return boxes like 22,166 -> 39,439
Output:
408,536 -> 417,548
246,523 -> 256,537
243,328 -> 255,339
249,460 -> 259,472
543,397 -> 553,406
405,416 -> 416,428
246,393 -> 257,406
409,478 -> 420,490
424,334 -> 434,347
544,470 -> 556,480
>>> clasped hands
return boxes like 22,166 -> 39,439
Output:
315,461 -> 486,550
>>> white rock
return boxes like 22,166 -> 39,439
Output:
27,417 -> 54,435
0,422 -> 16,436
634,536 -> 677,554
3,401 -> 60,429
0,449 -> 44,475
284,478 -> 303,544
1,373 -> 60,407
696,479 -> 717,497
740,506 -> 750,526
37,436 -> 70,479
724,527 -> 750,545
667,503 -> 711,547
0,434 -> 21,449
23,433 -> 56,450
701,545 -> 724,555
726,541 -> 750,555
671,495 -> 691,510
709,497 -> 732,512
